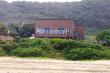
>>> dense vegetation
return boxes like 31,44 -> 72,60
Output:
0,22 -> 34,37
0,0 -> 110,34
0,0 -> 110,60
96,29 -> 110,46
0,38 -> 110,60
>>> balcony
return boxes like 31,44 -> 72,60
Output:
35,28 -> 73,38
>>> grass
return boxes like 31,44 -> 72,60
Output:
84,35 -> 97,43
79,59 -> 110,62
11,56 -> 52,60
8,56 -> 110,62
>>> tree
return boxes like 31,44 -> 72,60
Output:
0,0 -> 110,34
0,22 -> 7,35
96,29 -> 110,46
19,24 -> 35,37
8,23 -> 19,37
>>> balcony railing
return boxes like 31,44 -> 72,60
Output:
36,29 -> 71,35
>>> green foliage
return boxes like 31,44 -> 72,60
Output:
64,48 -> 110,60
0,48 -> 6,56
11,47 -> 54,57
10,38 -> 55,57
16,38 -> 52,48
8,23 -> 19,36
85,35 -> 96,43
8,23 -> 34,37
0,23 -> 7,35
0,38 -> 110,60
52,39 -> 104,50
96,29 -> 110,46
0,0 -> 110,34
17,38 -> 104,51
50,38 -> 68,50
21,24 -> 35,37
1,42 -> 17,54
100,50 -> 110,59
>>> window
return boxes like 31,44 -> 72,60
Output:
44,28 -> 50,34
58,28 -> 65,34
66,28 -> 71,35
36,28 -> 43,34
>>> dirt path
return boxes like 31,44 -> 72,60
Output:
0,57 -> 110,73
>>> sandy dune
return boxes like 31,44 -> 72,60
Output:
0,57 -> 110,73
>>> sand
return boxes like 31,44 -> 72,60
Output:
0,57 -> 110,73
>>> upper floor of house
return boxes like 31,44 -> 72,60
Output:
34,19 -> 85,40
35,19 -> 75,34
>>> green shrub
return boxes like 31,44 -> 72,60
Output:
16,38 -> 104,51
64,48 -> 109,60
100,50 -> 110,59
2,42 -> 17,54
11,47 -> 54,57
51,39 -> 76,50
17,38 -> 51,48
0,48 -> 6,56
50,38 -> 67,44
76,42 -> 104,50
0,38 -> 107,60
52,39 -> 104,50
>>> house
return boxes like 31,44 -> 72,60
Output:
35,19 -> 85,40
0,35 -> 14,42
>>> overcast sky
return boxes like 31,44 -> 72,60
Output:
4,0 -> 82,2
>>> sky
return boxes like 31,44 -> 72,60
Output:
4,0 -> 82,3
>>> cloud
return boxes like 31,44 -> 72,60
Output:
5,0 -> 82,2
